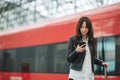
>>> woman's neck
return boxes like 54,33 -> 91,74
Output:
82,36 -> 87,41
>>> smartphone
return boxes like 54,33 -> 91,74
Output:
69,79 -> 74,80
78,41 -> 86,48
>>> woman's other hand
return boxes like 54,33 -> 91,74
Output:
102,62 -> 108,67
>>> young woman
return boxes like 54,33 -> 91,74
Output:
67,16 -> 108,80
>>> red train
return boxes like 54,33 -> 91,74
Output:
0,3 -> 120,80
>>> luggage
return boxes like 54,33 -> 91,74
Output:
104,66 -> 107,80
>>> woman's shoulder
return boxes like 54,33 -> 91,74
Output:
92,37 -> 97,44
93,37 -> 97,41
69,35 -> 76,40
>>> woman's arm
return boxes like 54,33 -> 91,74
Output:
94,58 -> 108,67
67,36 -> 79,63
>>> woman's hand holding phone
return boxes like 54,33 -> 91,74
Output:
75,42 -> 86,53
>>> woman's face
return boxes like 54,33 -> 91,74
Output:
80,21 -> 89,36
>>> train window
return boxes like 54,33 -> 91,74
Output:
104,37 -> 115,75
16,47 -> 36,72
0,51 -> 3,71
35,45 -> 48,72
96,36 -> 116,75
116,35 -> 120,75
53,43 -> 68,73
32,42 -> 69,73
0,50 -> 15,72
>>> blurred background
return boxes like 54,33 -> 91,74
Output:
0,0 -> 120,31
0,0 -> 120,80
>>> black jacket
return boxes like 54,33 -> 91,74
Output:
67,36 -> 103,72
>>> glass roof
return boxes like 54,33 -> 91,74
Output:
0,0 -> 120,31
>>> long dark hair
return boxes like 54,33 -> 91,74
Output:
74,16 -> 95,47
